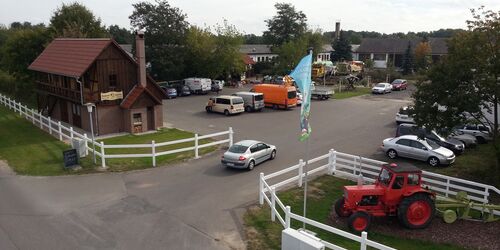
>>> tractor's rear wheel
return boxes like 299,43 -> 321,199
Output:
397,193 -> 435,229
334,198 -> 352,218
348,211 -> 371,233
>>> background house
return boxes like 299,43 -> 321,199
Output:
239,44 -> 278,63
354,38 -> 448,68
28,33 -> 166,135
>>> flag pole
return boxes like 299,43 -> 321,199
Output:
302,48 -> 313,229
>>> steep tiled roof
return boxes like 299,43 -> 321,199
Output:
356,38 -> 448,55
120,85 -> 162,109
239,44 -> 275,54
28,38 -> 113,77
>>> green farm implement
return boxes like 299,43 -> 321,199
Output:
435,191 -> 500,223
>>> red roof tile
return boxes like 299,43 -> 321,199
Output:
120,85 -> 162,109
28,38 -> 113,77
243,54 -> 256,65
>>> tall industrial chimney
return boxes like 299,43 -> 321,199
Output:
335,21 -> 341,40
135,30 -> 147,88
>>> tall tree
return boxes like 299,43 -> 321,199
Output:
108,25 -> 133,44
49,2 -> 107,38
184,26 -> 216,78
130,0 -> 189,80
263,3 -> 307,46
402,42 -> 414,75
412,7 -> 500,182
330,31 -> 352,62
212,21 -> 245,80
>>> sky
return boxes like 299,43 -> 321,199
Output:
1,0 -> 499,35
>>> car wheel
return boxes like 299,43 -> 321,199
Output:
387,149 -> 397,159
476,136 -> 486,144
272,104 -> 278,110
224,110 -> 230,116
247,160 -> 255,171
428,157 -> 440,167
245,106 -> 252,112
270,150 -> 276,160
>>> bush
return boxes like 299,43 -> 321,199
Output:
0,69 -> 16,94
366,68 -> 403,83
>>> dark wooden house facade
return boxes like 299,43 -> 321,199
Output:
28,34 -> 166,135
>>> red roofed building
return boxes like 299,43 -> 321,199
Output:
29,32 -> 166,135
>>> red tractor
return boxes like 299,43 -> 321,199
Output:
334,163 -> 435,233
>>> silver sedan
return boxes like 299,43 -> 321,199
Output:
381,135 -> 455,167
221,140 -> 277,170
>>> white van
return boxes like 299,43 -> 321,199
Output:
206,95 -> 245,116
183,78 -> 211,94
234,92 -> 264,112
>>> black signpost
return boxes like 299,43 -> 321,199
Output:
63,149 -> 79,168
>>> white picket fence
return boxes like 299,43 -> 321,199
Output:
0,93 -> 233,168
259,149 -> 500,250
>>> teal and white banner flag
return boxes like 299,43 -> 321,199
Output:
289,53 -> 313,141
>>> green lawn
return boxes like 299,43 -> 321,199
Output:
245,175 -> 465,250
333,87 -> 372,99
0,105 -> 218,175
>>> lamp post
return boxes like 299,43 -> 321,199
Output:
84,103 -> 96,164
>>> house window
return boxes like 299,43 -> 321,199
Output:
133,113 -> 142,125
373,54 -> 386,61
71,103 -> 81,116
109,74 -> 117,88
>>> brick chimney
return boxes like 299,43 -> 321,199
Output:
335,21 -> 341,40
136,30 -> 147,88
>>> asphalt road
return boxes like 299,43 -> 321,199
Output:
0,85 -> 412,250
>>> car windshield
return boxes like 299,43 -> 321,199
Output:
233,98 -> 244,105
228,145 -> 248,153
288,91 -> 297,99
398,107 -> 409,115
426,139 -> 440,149
254,95 -> 263,101
392,79 -> 403,84
377,168 -> 393,186
376,84 -> 385,88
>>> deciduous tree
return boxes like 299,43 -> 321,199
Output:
402,42 -> 414,75
49,2 -> 107,38
263,3 -> 307,46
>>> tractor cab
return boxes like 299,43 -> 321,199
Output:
335,163 -> 435,233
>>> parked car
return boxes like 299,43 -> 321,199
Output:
396,124 -> 465,155
252,84 -> 297,109
233,91 -> 264,112
297,92 -> 303,106
382,135 -> 456,167
183,78 -> 211,94
158,81 -> 191,97
161,87 -> 177,99
447,130 -> 477,148
454,124 -> 492,144
205,95 -> 245,116
221,140 -> 276,170
372,83 -> 392,94
395,106 -> 415,124
249,79 -> 262,84
391,79 -> 408,91
212,80 -> 224,91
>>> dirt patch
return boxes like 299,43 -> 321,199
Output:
329,206 -> 500,250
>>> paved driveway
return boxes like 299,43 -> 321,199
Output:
0,86 -> 413,250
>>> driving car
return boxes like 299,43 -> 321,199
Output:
391,79 -> 408,91
395,105 -> 415,124
372,83 -> 392,94
221,140 -> 277,170
396,124 -> 465,155
206,95 -> 245,116
382,135 -> 456,167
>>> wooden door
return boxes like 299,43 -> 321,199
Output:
60,100 -> 69,123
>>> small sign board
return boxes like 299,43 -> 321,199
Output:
63,149 -> 79,168
100,91 -> 123,101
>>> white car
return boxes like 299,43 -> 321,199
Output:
372,83 -> 392,94
395,106 -> 415,124
454,124 -> 493,144
297,92 -> 303,106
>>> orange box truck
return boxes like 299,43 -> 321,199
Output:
252,84 -> 297,109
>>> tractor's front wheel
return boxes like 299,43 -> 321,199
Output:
397,193 -> 435,229
334,198 -> 352,218
348,211 -> 371,233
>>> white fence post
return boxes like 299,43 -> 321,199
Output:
194,134 -> 199,159
353,156 -> 357,175
298,159 -> 304,187
285,206 -> 291,229
328,149 -> 335,174
83,133 -> 89,155
271,187 -> 276,222
70,127 -> 74,140
152,140 -> 156,167
229,127 -> 234,146
31,109 -> 35,124
445,179 -> 450,197
360,232 -> 368,250
100,141 -> 106,168
484,187 -> 489,203
58,121 -> 63,141
259,173 -> 264,205
38,111 -> 43,129
48,117 -> 52,135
